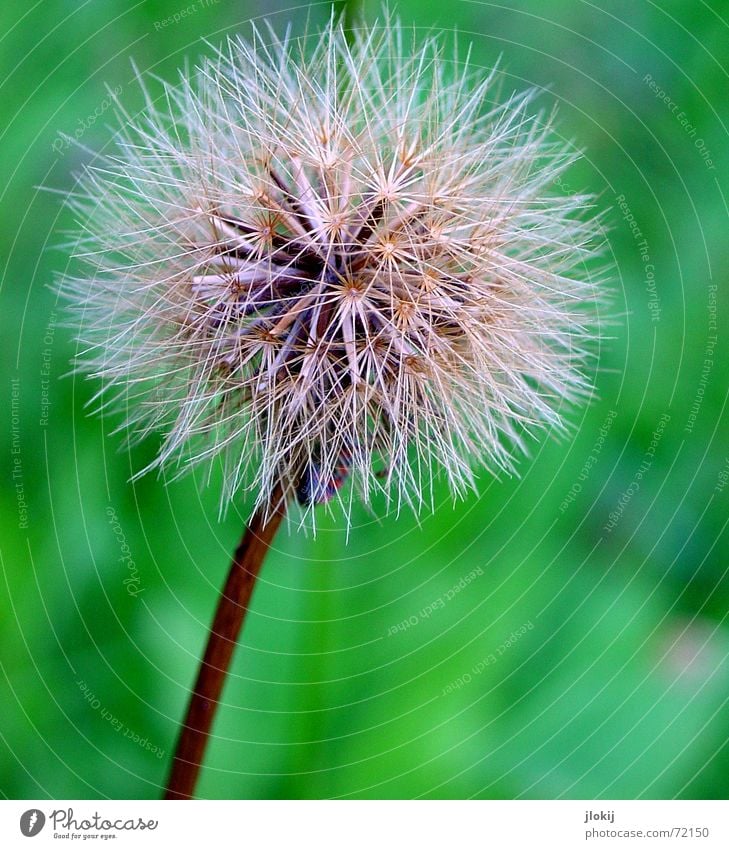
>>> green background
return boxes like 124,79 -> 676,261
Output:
1,0 -> 727,799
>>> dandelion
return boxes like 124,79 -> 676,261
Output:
62,11 -> 604,799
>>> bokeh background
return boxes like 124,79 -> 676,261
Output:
1,0 -> 728,800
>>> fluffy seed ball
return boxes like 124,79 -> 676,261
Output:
63,15 -> 603,520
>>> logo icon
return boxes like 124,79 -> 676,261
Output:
20,810 -> 45,837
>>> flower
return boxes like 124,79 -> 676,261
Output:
62,12 -> 604,523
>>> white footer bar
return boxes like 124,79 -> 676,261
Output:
2,800 -> 727,848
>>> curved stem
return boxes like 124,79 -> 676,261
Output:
164,491 -> 286,800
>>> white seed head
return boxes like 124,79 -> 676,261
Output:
62,13 -> 605,523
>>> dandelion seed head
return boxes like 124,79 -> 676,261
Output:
62,12 -> 605,524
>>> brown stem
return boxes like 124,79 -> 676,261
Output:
164,490 -> 286,800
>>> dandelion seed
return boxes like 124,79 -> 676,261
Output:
62,14 -> 603,525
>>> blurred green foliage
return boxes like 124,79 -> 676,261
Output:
1,0 -> 727,799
